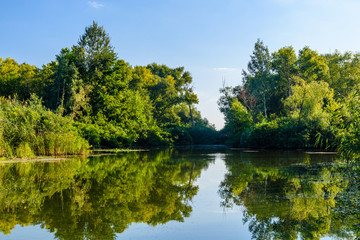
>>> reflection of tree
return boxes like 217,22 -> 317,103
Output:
0,150 -> 214,239
219,151 -> 359,240
331,164 -> 360,239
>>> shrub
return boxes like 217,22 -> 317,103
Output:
136,127 -> 171,147
169,126 -> 193,145
188,125 -> 220,145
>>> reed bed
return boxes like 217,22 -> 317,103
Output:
0,96 -> 89,158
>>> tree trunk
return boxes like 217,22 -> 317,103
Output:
189,103 -> 194,127
263,94 -> 267,118
287,70 -> 291,97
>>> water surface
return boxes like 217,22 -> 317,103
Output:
0,150 -> 358,239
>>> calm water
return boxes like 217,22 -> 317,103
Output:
0,149 -> 359,240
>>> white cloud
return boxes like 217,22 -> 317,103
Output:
88,1 -> 104,8
213,67 -> 238,72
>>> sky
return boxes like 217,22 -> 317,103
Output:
1,0 -> 360,129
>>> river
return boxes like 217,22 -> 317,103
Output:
0,149 -> 358,239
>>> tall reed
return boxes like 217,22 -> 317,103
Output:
0,95 -> 89,158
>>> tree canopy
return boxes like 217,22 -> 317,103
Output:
0,22 -> 218,151
219,39 -> 360,151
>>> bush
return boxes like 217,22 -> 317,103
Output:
76,123 -> 101,148
188,125 -> 220,145
169,126 -> 193,145
136,128 -> 171,147
234,117 -> 336,149
245,120 -> 280,148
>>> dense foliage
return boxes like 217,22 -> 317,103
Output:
0,22 -> 217,154
3,24 -> 360,153
219,39 -> 360,150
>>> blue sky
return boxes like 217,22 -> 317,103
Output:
1,0 -> 360,129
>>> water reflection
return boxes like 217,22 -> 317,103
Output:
0,150 -> 215,239
219,151 -> 360,240
1,150 -> 360,239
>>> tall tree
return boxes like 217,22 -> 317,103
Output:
243,39 -> 273,118
74,21 -> 118,117
272,46 -> 298,97
77,21 -> 117,85
146,63 -> 197,125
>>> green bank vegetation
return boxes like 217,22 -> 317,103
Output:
2,23 -> 360,158
0,95 -> 88,158
0,22 -> 218,158
219,39 -> 360,154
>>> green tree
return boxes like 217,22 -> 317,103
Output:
284,79 -> 338,125
325,51 -> 360,99
0,22 -> 205,148
74,21 -> 117,118
38,61 -> 57,107
146,63 -> 197,126
272,46 -> 298,98
49,48 -> 92,120
0,57 -> 22,97
242,39 -> 273,118
298,46 -> 329,82
77,21 -> 117,86
0,58 -> 40,100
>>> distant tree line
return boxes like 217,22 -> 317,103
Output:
0,22 -> 219,156
219,39 -> 360,153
